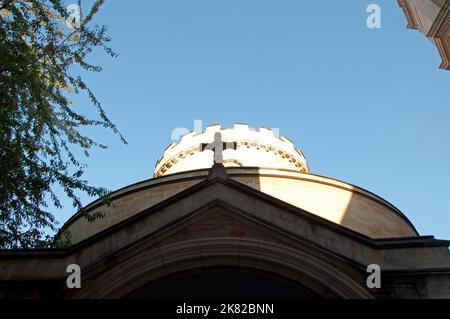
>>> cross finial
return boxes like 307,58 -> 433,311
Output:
200,132 -> 237,165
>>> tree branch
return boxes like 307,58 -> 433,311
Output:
0,0 -> 15,12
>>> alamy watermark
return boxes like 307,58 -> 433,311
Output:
366,264 -> 381,289
66,4 -> 81,30
366,4 -> 381,29
170,120 -> 280,143
66,264 -> 81,289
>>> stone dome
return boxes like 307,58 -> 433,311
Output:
57,123 -> 419,245
154,124 -> 309,177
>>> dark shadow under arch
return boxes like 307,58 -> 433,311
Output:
126,267 -> 320,299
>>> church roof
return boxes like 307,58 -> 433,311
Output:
56,166 -> 421,245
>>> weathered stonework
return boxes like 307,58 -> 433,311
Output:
398,0 -> 450,70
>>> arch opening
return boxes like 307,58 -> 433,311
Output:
126,267 -> 321,299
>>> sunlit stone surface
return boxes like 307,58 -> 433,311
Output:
398,0 -> 450,70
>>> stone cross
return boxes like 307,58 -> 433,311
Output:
201,132 -> 237,164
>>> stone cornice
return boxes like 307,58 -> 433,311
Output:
427,0 -> 450,37
398,0 -> 419,29
399,0 -> 450,70
429,0 -> 450,69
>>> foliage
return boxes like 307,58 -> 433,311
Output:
0,0 -> 125,248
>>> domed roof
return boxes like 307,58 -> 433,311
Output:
154,124 -> 309,177
57,123 -> 420,245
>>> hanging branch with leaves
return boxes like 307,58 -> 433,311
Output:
0,0 -> 126,248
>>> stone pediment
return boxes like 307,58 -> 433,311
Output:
152,203 -> 291,248
70,198 -> 372,298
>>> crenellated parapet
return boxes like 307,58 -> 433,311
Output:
154,123 -> 309,177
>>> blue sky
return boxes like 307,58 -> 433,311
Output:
63,0 -> 450,240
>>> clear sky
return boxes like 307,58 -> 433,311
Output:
63,0 -> 450,240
